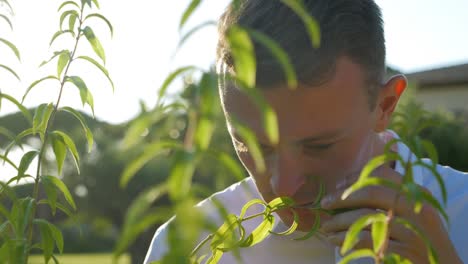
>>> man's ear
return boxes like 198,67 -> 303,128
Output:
373,75 -> 407,132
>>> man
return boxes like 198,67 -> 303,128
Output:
145,0 -> 467,263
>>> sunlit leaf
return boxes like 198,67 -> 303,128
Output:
212,151 -> 246,182
0,93 -> 32,122
176,21 -> 216,53
59,106 -> 94,152
59,10 -> 79,31
156,66 -> 196,106
0,154 -> 18,171
49,30 -> 75,47
42,172 -> 58,215
239,199 -> 265,219
17,150 -> 38,182
195,117 -> 214,150
210,213 -> 239,250
51,130 -> 80,174
240,214 -> 274,247
120,141 -> 182,187
58,1 -> 80,12
338,249 -> 375,264
41,175 -> 77,210
84,13 -> 113,37
0,38 -> 20,61
395,217 -> 438,264
51,133 -> 67,175
280,0 -> 321,48
342,177 -> 400,201
270,209 -> 298,236
82,26 -> 106,63
0,64 -> 20,80
206,249 -> 223,264
33,103 -> 47,135
294,211 -> 320,240
66,76 -> 95,115
230,118 -> 266,172
179,0 -> 201,30
33,219 -> 55,262
247,28 -> 297,88
267,197 -> 295,211
226,25 -> 256,88
76,55 -> 114,91
341,213 -> 385,255
167,151 -> 197,201
371,216 -> 387,253
413,160 -> 447,205
91,0 -> 100,8
0,14 -> 13,30
22,75 -> 60,103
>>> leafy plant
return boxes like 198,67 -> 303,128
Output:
0,0 -> 112,263
116,1 -> 451,264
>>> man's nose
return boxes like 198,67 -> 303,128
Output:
269,151 -> 305,197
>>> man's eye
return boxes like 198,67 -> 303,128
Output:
303,143 -> 334,152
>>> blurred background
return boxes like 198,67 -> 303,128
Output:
1,0 -> 467,263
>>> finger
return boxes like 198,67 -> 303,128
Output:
320,208 -> 414,242
327,230 -> 428,262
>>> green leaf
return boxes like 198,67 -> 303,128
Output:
206,249 -> 223,264
59,10 -> 79,31
51,130 -> 80,174
51,133 -> 67,175
280,0 -> 321,48
0,154 -> 18,171
211,214 -> 239,250
91,0 -> 100,8
267,197 -> 295,211
179,0 -> 201,30
240,214 -> 274,247
414,160 -> 447,205
342,177 -> 400,201
32,103 -> 47,135
212,151 -> 246,182
270,209 -> 298,236
84,13 -> 113,37
42,173 -> 58,215
69,13 -> 77,31
0,93 -> 32,123
195,117 -> 214,150
59,106 -> 94,152
66,76 -> 95,115
17,150 -> 39,181
0,38 -> 20,61
338,249 -> 375,264
371,216 -> 387,253
58,1 -> 80,12
341,213 -> 386,255
176,21 -> 216,53
293,211 -> 320,240
41,175 -> 77,210
226,25 -> 256,88
22,75 -> 60,103
239,199 -> 265,219
156,66 -> 196,106
49,30 -> 76,47
168,151 -> 197,201
0,126 -> 15,141
0,14 -> 13,30
0,64 -> 20,80
247,28 -> 297,88
82,26 -> 106,63
120,141 -> 182,187
230,118 -> 266,173
76,55 -> 114,91
394,217 -> 438,264
34,219 -> 55,262
34,219 -> 64,254
12,197 -> 35,235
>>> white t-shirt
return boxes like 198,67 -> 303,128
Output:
145,132 -> 468,263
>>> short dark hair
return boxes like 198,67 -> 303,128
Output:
217,0 -> 386,108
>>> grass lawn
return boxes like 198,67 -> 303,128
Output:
29,253 -> 130,264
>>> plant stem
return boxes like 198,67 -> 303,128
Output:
26,4 -> 85,256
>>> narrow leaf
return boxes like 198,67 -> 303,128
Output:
0,64 -> 20,80
338,249 -> 375,264
341,213 -> 386,255
371,217 -> 387,253
167,151 -> 197,201
22,75 -> 60,103
51,130 -> 80,174
280,0 -> 321,48
240,214 -> 274,247
42,173 -> 58,215
0,14 -> 12,30
17,150 -> 39,180
57,51 -> 70,77
176,21 -> 216,53
76,55 -> 114,91
66,76 -> 95,115
58,1 -> 80,12
156,66 -> 196,106
0,93 -> 32,122
84,13 -> 113,37
59,106 -> 94,152
49,30 -> 75,47
82,26 -> 106,63
41,175 -> 77,210
179,0 -> 201,30
226,25 -> 256,88
51,133 -> 67,175
0,38 -> 20,60
59,10 -> 79,31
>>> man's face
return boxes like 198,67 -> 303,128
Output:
222,56 -> 383,231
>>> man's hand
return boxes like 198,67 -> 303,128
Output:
318,166 -> 462,263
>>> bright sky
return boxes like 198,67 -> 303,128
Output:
1,0 -> 468,182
